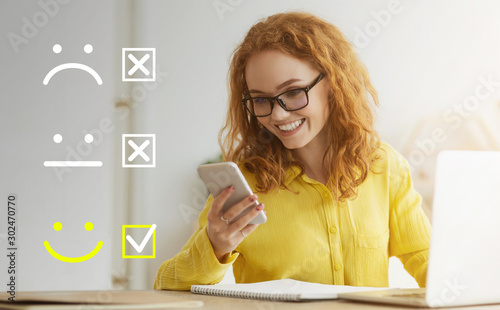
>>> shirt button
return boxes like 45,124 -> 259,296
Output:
322,192 -> 330,199
329,227 -> 337,234
335,264 -> 342,271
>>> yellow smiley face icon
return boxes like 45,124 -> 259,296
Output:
44,222 -> 103,263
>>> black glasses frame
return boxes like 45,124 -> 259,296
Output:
242,74 -> 324,117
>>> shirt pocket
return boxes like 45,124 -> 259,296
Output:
354,229 -> 389,287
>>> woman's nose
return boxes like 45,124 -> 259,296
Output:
271,100 -> 291,121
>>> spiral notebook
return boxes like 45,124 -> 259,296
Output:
191,279 -> 384,302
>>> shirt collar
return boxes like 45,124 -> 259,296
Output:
285,164 -> 303,186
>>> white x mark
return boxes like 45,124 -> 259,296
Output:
127,53 -> 150,76
128,140 -> 150,162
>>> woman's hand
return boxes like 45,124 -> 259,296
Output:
206,186 -> 265,262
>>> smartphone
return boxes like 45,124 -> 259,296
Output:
197,162 -> 267,225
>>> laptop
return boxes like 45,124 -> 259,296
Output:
338,150 -> 500,307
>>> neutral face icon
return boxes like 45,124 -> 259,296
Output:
43,44 -> 103,85
43,133 -> 102,167
44,221 -> 103,263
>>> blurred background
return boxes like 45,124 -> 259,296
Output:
0,0 -> 499,291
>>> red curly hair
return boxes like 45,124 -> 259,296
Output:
219,12 -> 380,200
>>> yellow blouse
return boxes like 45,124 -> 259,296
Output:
154,142 -> 431,290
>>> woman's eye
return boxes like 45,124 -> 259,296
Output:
254,98 -> 267,105
284,90 -> 302,98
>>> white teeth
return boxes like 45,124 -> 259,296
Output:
278,119 -> 304,132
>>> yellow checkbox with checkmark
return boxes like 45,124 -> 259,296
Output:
122,224 -> 156,259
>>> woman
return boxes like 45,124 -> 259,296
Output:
154,12 -> 430,290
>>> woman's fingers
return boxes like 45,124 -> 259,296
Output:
229,202 -> 264,234
222,194 -> 258,223
207,186 -> 234,221
238,223 -> 259,239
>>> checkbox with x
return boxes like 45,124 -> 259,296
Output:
122,134 -> 156,168
122,48 -> 156,82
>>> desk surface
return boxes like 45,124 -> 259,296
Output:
159,290 -> 500,310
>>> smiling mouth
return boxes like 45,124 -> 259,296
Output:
43,240 -> 103,263
276,119 -> 305,132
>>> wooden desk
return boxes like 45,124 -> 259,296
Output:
159,290 -> 500,310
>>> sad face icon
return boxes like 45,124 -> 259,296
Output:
43,44 -> 103,85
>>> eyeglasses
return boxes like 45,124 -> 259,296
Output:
242,74 -> 324,117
